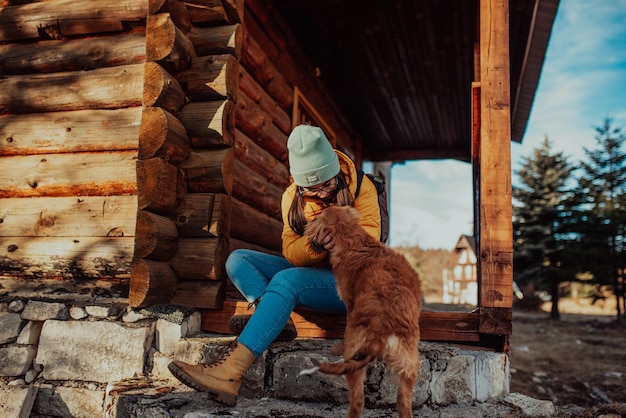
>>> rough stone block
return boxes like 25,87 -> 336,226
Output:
0,346 -> 37,377
469,350 -> 510,401
85,305 -> 111,318
0,386 -> 38,418
183,311 -> 202,337
270,351 -> 348,403
504,392 -> 557,417
0,313 -> 25,344
155,319 -> 183,355
21,301 -> 69,321
430,354 -> 474,405
17,321 -> 43,345
36,320 -> 153,383
32,385 -> 105,418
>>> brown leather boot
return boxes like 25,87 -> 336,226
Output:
228,315 -> 298,342
168,341 -> 255,405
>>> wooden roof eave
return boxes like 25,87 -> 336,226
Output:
511,0 -> 560,142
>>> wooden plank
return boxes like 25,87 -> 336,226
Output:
0,236 -> 133,279
478,0 -> 513,336
0,151 -> 138,198
174,193 -> 231,239
138,107 -> 191,164
188,24 -> 241,57
228,237 -> 281,257
201,300 -> 481,341
149,0 -> 192,33
179,149 -> 234,194
230,197 -> 282,252
143,61 -> 185,115
134,211 -> 178,260
221,0 -> 244,24
0,277 -> 129,301
0,196 -> 137,237
179,54 -> 239,101
146,13 -> 195,75
239,66 -> 292,134
233,128 -> 290,189
170,279 -> 225,309
183,0 -> 229,26
232,160 -> 283,221
0,64 -> 144,114
240,31 -> 293,110
0,0 -> 148,42
0,31 -> 146,75
0,108 -> 142,156
243,1 -> 358,157
136,157 -> 179,215
234,92 -> 288,163
178,100 -> 235,148
129,258 -> 178,308
168,237 -> 226,280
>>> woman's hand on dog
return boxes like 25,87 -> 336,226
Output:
311,228 -> 335,252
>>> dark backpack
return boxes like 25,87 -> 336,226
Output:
354,170 -> 389,243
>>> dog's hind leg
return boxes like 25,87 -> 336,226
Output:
395,369 -> 417,418
344,367 -> 366,418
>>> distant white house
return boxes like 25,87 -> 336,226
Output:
442,235 -> 478,306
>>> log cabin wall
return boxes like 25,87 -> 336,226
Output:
0,0 -> 357,313
0,0 -> 149,293
0,0 -> 515,350
222,0 -> 361,300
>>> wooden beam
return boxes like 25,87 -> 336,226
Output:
0,64 -> 144,114
367,147 -> 471,163
0,108 -> 141,156
0,196 -> 136,237
0,151 -> 138,198
0,236 -> 133,280
478,0 -> 513,337
0,32 -> 146,75
201,300 -> 481,342
0,0 -> 148,42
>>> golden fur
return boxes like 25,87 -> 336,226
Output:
304,206 -> 422,418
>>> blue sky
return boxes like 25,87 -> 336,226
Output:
389,0 -> 626,249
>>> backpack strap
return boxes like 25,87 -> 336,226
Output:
354,169 -> 365,199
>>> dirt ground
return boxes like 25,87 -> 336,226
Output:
509,297 -> 626,410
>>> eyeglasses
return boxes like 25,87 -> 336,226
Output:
299,178 -> 338,196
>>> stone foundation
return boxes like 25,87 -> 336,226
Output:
0,298 -> 514,417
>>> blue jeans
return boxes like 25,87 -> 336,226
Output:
224,249 -> 346,356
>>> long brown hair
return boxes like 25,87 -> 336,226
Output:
288,171 -> 354,236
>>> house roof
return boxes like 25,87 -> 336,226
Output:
272,0 -> 559,162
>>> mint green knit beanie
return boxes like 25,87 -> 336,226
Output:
287,125 -> 340,186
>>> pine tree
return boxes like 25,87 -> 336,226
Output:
513,137 -> 574,319
574,117 -> 626,323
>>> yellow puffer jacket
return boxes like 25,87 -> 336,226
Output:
281,149 -> 381,266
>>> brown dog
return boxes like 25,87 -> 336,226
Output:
302,206 -> 422,418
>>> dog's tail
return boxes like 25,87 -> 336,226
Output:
299,350 -> 377,377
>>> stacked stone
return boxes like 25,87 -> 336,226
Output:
0,299 -> 201,416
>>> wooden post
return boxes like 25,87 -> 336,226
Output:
478,0 -> 513,340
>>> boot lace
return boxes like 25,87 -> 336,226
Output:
203,339 -> 238,369
247,296 -> 261,311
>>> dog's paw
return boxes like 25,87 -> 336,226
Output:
298,366 -> 320,376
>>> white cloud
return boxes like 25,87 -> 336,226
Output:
390,160 -> 473,249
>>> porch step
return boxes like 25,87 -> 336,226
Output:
105,335 -> 557,417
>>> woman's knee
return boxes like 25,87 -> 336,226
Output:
225,249 -> 253,275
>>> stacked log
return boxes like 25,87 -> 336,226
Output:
0,0 -> 356,320
0,0 -> 148,283
130,2 -> 236,309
